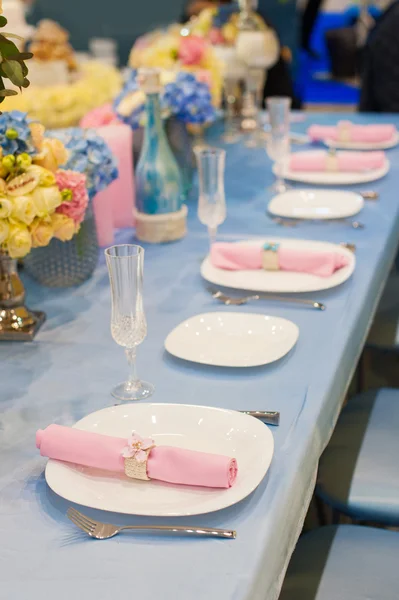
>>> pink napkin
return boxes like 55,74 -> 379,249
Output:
211,243 -> 349,278
308,122 -> 396,143
36,424 -> 237,489
289,151 -> 385,173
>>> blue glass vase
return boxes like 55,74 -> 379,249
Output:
136,83 -> 183,215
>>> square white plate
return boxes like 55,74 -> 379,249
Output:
45,403 -> 274,516
165,312 -> 299,367
268,189 -> 364,220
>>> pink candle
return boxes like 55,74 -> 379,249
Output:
96,125 -> 135,230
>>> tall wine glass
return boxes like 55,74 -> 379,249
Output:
105,244 -> 154,401
266,96 -> 292,193
195,147 -> 226,251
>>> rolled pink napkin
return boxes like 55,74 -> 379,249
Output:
308,122 -> 396,144
289,151 -> 385,173
211,243 -> 349,278
36,424 -> 237,489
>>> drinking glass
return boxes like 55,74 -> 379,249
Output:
266,97 -> 292,193
105,244 -> 154,401
222,77 -> 241,144
243,68 -> 266,148
195,147 -> 226,251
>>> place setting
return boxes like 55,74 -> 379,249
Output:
308,121 -> 399,151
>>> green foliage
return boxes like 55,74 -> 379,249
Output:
0,16 -> 32,108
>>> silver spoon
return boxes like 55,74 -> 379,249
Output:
271,216 -> 365,229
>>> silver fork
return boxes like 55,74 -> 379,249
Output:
209,289 -> 325,311
271,216 -> 365,229
67,507 -> 236,540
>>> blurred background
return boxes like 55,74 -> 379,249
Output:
23,0 -> 385,110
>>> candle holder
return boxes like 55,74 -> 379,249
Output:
0,251 -> 45,341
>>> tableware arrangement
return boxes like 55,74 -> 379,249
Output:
209,289 -> 325,311
266,97 -> 292,194
279,150 -> 389,185
195,147 -> 227,250
43,403 -> 274,516
308,121 -> 399,150
165,312 -> 299,367
201,238 -> 355,293
105,244 -> 154,401
268,189 -> 364,221
67,507 -> 236,540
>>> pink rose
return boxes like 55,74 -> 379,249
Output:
179,35 -> 207,65
55,170 -> 89,226
209,28 -> 225,45
80,104 -> 121,128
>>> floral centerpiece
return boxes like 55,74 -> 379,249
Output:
0,111 -> 90,260
22,124 -> 118,287
129,28 -> 223,108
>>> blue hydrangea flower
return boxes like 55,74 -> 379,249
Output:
212,3 -> 239,28
47,128 -> 119,201
114,70 -> 216,129
164,73 -> 216,125
0,111 -> 36,156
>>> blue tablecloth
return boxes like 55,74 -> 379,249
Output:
2,113 -> 399,600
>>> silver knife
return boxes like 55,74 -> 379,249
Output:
240,411 -> 280,426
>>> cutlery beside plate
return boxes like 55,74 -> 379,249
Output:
209,289 -> 325,311
67,507 -> 236,540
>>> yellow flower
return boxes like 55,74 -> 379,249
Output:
7,224 -> 32,258
29,123 -> 45,152
10,195 -> 36,225
0,197 -> 12,219
31,185 -> 62,218
34,138 -> 69,173
0,219 -> 9,244
27,165 -> 56,187
1,63 -> 122,129
30,218 -> 54,248
222,22 -> 237,44
0,1 -> 3,15
191,7 -> 217,35
51,213 -> 75,242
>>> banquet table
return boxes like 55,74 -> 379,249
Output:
2,112 -> 399,600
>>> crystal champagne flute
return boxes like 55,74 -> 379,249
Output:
105,244 -> 154,401
195,147 -> 227,251
266,96 -> 292,193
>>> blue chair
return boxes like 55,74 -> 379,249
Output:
280,525 -> 399,600
316,388 -> 399,525
367,272 -> 399,351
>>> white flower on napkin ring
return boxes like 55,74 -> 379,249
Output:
122,433 -> 155,462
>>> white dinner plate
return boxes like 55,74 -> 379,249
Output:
268,189 -> 364,220
201,237 -> 355,293
277,150 -> 390,185
165,312 -> 299,367
325,130 -> 399,151
45,403 -> 274,516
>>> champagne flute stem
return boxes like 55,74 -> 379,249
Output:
125,347 -> 139,392
208,226 -> 217,251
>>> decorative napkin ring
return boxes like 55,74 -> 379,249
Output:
337,121 -> 351,143
262,242 -> 280,271
122,432 -> 155,481
326,148 -> 338,172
